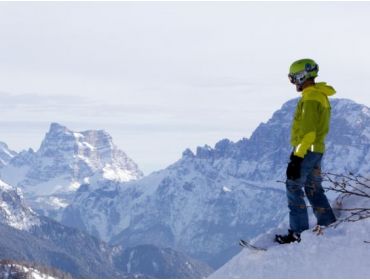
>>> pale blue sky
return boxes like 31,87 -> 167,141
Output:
1,2 -> 370,174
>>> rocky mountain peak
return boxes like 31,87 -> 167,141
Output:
48,122 -> 69,134
0,142 -> 17,168
0,123 -> 144,218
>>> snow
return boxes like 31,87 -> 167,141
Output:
82,141 -> 95,150
46,196 -> 69,208
127,250 -> 135,274
67,181 -> 81,192
0,147 -> 14,158
362,107 -> 370,117
77,140 -> 96,151
102,164 -> 139,182
0,179 -> 13,191
0,263 -> 56,279
76,154 -> 91,163
0,123 -> 143,222
73,132 -> 84,139
213,220 -> 370,278
212,188 -> 370,278
0,179 -> 40,231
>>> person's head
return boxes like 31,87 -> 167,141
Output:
288,58 -> 319,92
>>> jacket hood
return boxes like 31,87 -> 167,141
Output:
304,82 -> 336,96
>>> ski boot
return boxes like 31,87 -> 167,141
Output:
275,229 -> 301,244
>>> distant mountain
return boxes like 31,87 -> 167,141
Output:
0,123 -> 144,219
0,142 -> 17,168
0,179 -> 212,278
61,98 -> 370,269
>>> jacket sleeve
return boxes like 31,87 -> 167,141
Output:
293,101 -> 320,158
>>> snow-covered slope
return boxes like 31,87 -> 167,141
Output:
61,98 -> 370,269
212,221 -> 370,278
0,123 -> 143,218
0,179 -> 39,230
0,142 -> 17,168
212,179 -> 370,278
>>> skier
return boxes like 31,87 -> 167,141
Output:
275,59 -> 337,244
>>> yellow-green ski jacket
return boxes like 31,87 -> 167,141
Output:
291,82 -> 336,158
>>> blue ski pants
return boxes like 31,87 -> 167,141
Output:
286,151 -> 337,234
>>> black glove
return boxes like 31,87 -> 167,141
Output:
286,154 -> 303,180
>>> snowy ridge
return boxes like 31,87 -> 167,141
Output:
212,220 -> 370,278
0,179 -> 40,230
212,182 -> 370,278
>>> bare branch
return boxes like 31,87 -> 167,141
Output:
321,173 -> 370,229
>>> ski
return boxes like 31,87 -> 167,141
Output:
239,239 -> 267,251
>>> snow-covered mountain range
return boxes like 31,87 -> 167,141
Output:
0,179 -> 212,278
1,98 -> 369,273
60,98 -> 370,269
0,123 -> 143,218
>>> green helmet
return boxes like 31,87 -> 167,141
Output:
288,58 -> 319,85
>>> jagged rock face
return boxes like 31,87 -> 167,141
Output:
192,98 -> 370,181
37,123 -> 142,182
0,123 -> 143,218
0,179 -> 39,230
0,142 -> 17,168
61,98 -> 370,269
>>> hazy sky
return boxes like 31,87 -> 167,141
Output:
1,1 -> 370,174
